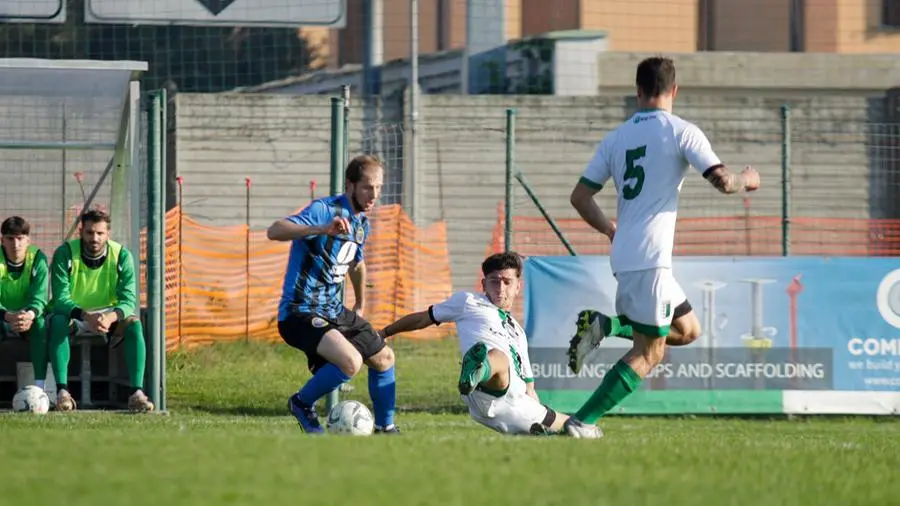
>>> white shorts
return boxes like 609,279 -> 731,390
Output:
461,374 -> 551,435
615,267 -> 687,337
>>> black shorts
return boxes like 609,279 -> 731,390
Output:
277,309 -> 386,373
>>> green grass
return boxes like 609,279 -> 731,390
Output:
1,338 -> 898,505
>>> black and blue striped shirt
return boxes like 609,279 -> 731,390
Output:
277,195 -> 370,321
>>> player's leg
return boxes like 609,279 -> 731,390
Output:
458,343 -> 513,396
48,314 -> 75,411
108,316 -> 154,412
363,345 -> 397,433
23,315 -> 49,390
567,269 -> 673,432
465,373 -> 567,436
568,298 -> 697,373
338,310 -> 398,434
278,313 -> 361,433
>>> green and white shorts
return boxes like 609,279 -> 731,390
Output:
614,267 -> 687,337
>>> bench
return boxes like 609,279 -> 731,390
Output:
0,310 -> 147,409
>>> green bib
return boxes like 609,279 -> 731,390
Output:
0,245 -> 37,311
68,239 -> 121,311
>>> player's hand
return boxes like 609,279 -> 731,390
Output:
83,312 -> 108,334
352,303 -> 364,318
15,311 -> 35,332
322,216 -> 351,237
741,166 -> 760,192
604,221 -> 616,243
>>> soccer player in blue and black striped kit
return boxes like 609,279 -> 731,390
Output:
267,155 -> 398,434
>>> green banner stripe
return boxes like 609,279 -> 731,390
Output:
541,390 -> 784,415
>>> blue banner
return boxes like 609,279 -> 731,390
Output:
523,256 -> 900,394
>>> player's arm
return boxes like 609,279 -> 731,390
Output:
348,260 -> 366,314
381,310 -> 435,338
570,138 -> 616,240
266,201 -> 345,241
348,220 -> 370,314
23,250 -> 49,319
681,124 -> 759,194
50,244 -> 81,319
702,165 -> 759,194
525,382 -> 539,401
381,292 -> 466,338
518,336 -> 538,400
110,248 -> 138,323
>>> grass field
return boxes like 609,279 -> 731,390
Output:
1,337 -> 898,506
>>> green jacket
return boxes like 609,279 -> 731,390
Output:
0,245 -> 49,319
50,239 -> 138,320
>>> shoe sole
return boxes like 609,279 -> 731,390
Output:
567,310 -> 606,374
458,342 -> 488,396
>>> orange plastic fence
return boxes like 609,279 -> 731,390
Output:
488,203 -> 900,257
138,204 -> 455,352
485,203 -> 900,319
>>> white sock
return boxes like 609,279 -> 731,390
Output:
35,380 -> 45,389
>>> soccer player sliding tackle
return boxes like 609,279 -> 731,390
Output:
564,57 -> 760,437
382,252 -> 599,438
268,155 -> 398,434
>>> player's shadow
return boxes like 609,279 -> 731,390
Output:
188,404 -> 287,417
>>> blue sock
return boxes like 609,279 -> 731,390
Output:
297,364 -> 351,406
368,366 -> 396,428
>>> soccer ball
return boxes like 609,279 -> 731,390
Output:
326,400 -> 375,436
12,385 -> 51,414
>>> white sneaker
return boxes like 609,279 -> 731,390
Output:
567,310 -> 609,374
56,389 -> 76,412
563,417 -> 604,439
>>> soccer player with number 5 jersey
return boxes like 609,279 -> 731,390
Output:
565,57 -> 761,437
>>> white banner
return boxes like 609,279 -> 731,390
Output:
0,0 -> 66,23
85,0 -> 346,28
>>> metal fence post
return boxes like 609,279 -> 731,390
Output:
504,108 -> 516,253
326,95 -> 347,413
781,104 -> 791,257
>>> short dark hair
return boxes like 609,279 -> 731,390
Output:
345,155 -> 383,184
80,208 -> 111,227
481,252 -> 524,278
1,216 -> 30,236
635,57 -> 677,98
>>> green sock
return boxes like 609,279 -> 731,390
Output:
123,320 -> 147,389
48,315 -> 71,388
574,359 -> 642,423
604,316 -> 633,339
479,360 -> 493,383
26,316 -> 49,381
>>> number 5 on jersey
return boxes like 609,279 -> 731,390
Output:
624,145 -> 647,200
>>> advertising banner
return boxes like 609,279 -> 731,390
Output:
523,256 -> 900,415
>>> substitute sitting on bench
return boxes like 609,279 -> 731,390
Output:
0,216 -> 51,397
49,209 -> 154,412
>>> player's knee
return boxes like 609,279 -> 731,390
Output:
337,352 -> 364,377
49,314 -> 70,338
366,346 -> 394,372
122,315 -> 141,333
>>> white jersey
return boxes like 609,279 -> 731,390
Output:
429,291 -> 533,386
580,109 -> 722,274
